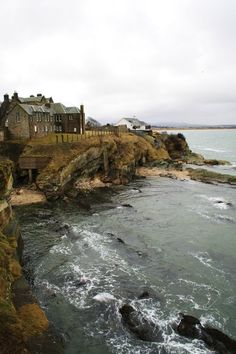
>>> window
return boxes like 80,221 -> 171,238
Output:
58,115 -> 62,122
34,125 -> 37,133
69,115 -> 73,121
74,127 -> 77,132
16,112 -> 20,122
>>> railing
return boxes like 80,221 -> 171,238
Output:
26,126 -> 128,145
55,129 -> 114,144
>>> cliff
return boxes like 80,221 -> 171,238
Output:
0,159 -> 62,354
18,131 -> 221,200
23,133 -> 170,199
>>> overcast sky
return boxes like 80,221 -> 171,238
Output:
1,0 -> 236,125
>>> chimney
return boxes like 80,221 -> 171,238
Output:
80,104 -> 84,115
37,93 -> 42,97
13,92 -> 19,100
30,95 -> 34,97
80,104 -> 85,134
4,94 -> 9,102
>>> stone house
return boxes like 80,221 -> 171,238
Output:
1,92 -> 85,139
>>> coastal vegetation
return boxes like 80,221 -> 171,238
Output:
0,159 -> 61,353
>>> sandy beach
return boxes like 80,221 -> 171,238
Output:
137,167 -> 190,180
11,187 -> 47,206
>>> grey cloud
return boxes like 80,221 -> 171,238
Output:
0,0 -> 236,125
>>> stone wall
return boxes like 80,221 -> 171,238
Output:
7,105 -> 30,139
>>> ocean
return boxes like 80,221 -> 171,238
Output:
16,129 -> 236,354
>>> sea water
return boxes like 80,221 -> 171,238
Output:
16,130 -> 236,354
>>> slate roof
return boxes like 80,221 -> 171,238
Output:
66,106 -> 80,114
17,102 -> 80,116
50,103 -> 67,114
19,104 -> 51,115
122,118 -> 148,126
19,96 -> 43,103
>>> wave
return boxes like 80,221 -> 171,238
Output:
198,194 -> 233,209
190,251 -> 226,274
201,147 -> 228,153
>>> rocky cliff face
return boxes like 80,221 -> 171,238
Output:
0,159 -> 62,354
35,134 -> 170,199
17,132 -> 200,200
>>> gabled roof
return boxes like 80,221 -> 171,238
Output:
50,103 -> 67,114
8,101 -> 81,117
18,95 -> 53,104
19,104 -> 51,115
121,118 -> 149,126
19,96 -> 44,103
66,106 -> 80,114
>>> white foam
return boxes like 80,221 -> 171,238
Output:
93,292 -> 117,302
190,251 -> 225,274
202,147 -> 227,153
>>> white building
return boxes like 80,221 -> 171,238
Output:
115,118 -> 151,131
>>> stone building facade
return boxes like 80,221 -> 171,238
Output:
0,92 -> 85,139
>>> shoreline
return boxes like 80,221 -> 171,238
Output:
154,127 -> 236,131
10,187 -> 47,206
137,166 -> 190,181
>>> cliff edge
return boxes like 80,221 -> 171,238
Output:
0,159 -> 62,354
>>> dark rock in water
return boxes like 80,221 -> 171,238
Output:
215,200 -> 232,207
175,313 -> 236,354
176,313 -> 201,339
122,204 -> 133,208
78,199 -> 91,211
117,237 -> 125,244
137,289 -> 164,303
138,291 -> 150,299
203,326 -> 236,353
107,232 -> 115,237
55,223 -> 70,233
136,251 -> 143,257
119,304 -> 163,342
73,278 -> 87,287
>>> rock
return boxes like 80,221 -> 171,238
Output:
215,200 -> 233,207
119,304 -> 163,342
138,291 -> 150,299
175,313 -> 236,353
107,232 -> 115,237
78,199 -> 91,211
55,223 -> 70,233
122,204 -> 133,208
16,189 -> 23,195
117,237 -> 125,244
73,277 -> 87,287
204,159 -> 230,166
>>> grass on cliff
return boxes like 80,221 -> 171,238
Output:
26,133 -> 169,180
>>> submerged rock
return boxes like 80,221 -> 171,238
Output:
117,237 -> 125,244
119,304 -> 163,342
175,313 -> 236,354
138,291 -> 150,299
